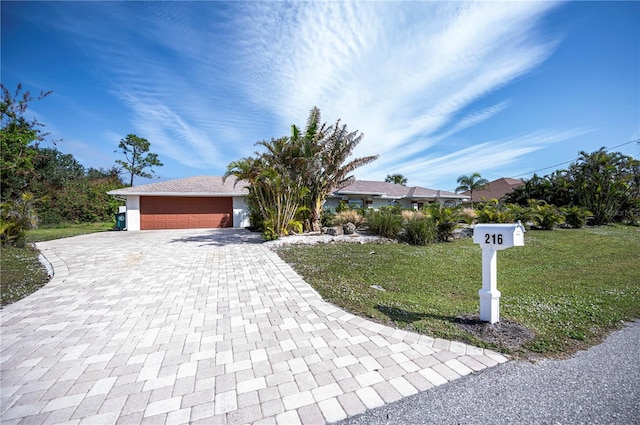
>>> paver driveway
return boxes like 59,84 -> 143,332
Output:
1,229 -> 507,425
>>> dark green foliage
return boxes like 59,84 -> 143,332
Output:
568,149 -> 638,225
426,203 -> 460,242
385,174 -> 408,186
366,207 -> 403,238
0,193 -> 38,247
320,208 -> 336,227
504,149 -> 639,225
455,172 -> 489,208
401,216 -> 436,245
29,150 -> 126,225
562,206 -> 593,228
1,83 -> 52,202
115,134 -> 163,186
476,199 -> 516,224
528,200 -> 565,230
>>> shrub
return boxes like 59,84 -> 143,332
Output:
477,199 -> 515,223
366,207 -> 403,238
320,208 -> 336,228
425,203 -> 460,242
333,210 -> 364,227
460,207 -> 477,225
401,216 -> 436,245
562,206 -> 593,228
401,210 -> 424,221
335,200 -> 349,213
0,193 -> 39,247
528,200 -> 564,230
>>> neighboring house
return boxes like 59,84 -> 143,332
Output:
325,180 -> 469,210
107,176 -> 468,231
107,176 -> 250,231
461,177 -> 524,205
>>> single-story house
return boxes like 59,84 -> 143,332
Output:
325,180 -> 468,210
107,176 -> 250,231
108,176 -> 468,231
461,177 -> 524,206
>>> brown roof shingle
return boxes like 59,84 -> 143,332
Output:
107,176 -> 248,196
462,177 -> 523,202
333,180 -> 468,200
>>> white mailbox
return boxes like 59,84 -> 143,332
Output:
473,221 -> 526,323
473,222 -> 525,250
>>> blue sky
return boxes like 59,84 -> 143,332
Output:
2,1 -> 639,191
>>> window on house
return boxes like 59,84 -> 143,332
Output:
348,198 -> 364,209
444,200 -> 456,207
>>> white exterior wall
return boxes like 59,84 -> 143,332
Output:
232,196 -> 251,228
126,195 -> 141,231
325,197 -> 467,211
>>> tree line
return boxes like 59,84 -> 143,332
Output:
1,83 -> 162,245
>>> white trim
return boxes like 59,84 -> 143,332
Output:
125,195 -> 141,231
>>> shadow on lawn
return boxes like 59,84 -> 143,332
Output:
375,304 -> 457,324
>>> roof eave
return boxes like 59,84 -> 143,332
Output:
106,191 -> 247,197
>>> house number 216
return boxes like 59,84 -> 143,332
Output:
484,234 -> 503,244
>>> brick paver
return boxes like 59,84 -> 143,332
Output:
0,229 -> 507,424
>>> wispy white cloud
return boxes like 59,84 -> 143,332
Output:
376,127 -> 594,189
34,0 -> 568,186
235,1 -> 564,186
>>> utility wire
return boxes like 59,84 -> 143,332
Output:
445,139 -> 639,192
510,138 -> 640,180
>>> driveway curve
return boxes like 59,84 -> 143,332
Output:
1,229 -> 506,425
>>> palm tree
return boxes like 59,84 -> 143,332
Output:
291,107 -> 378,231
455,172 -> 489,208
385,174 -> 408,186
226,106 -> 378,236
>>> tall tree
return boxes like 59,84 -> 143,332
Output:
226,106 -> 378,236
291,107 -> 378,231
566,148 -> 639,225
455,172 -> 489,208
115,134 -> 163,186
1,83 -> 52,201
385,174 -> 408,185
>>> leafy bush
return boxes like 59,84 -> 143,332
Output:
366,207 -> 403,238
528,200 -> 564,230
401,216 -> 436,245
562,206 -> 593,228
425,203 -> 460,242
333,210 -> 364,227
1,193 -> 39,247
335,200 -> 350,213
320,208 -> 336,228
477,199 -> 515,223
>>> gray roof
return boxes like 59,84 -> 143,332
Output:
107,176 -> 249,197
332,180 -> 468,200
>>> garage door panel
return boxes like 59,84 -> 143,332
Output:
140,197 -> 233,230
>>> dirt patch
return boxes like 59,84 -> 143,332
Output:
454,315 -> 536,354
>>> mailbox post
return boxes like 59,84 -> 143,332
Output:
472,222 -> 525,323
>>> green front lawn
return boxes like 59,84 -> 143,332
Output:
1,222 -> 113,306
277,226 -> 640,358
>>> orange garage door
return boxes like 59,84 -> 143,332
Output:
140,197 -> 233,230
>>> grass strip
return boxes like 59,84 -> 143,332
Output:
1,222 -> 113,306
276,226 -> 640,358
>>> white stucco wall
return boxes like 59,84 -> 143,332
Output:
125,195 -> 141,231
232,196 -> 251,228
